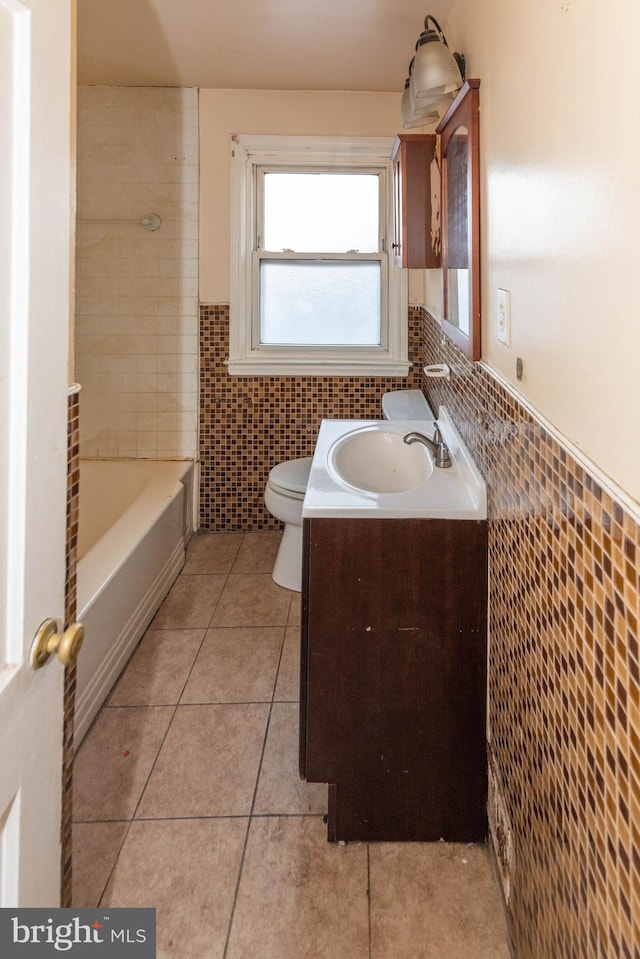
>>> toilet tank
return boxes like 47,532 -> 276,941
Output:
382,389 -> 435,421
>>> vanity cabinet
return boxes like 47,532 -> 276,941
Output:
300,517 -> 487,843
391,134 -> 440,269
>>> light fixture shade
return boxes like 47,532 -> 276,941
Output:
401,83 -> 454,128
400,87 -> 440,130
412,24 -> 463,99
408,76 -> 455,117
401,76 -> 441,127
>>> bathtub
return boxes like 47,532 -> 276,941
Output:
74,459 -> 195,744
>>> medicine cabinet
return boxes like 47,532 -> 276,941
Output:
437,79 -> 481,361
391,80 -> 481,360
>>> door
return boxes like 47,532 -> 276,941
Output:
0,0 -> 72,904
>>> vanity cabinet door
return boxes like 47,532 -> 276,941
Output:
300,516 -> 488,843
391,134 -> 439,269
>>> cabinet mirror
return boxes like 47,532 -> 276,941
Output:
437,80 -> 480,361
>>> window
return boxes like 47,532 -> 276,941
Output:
229,135 -> 409,376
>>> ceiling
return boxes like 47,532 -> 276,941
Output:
77,0 -> 456,93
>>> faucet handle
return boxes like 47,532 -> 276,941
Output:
432,422 -> 452,469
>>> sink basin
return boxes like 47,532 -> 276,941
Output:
328,426 -> 433,493
302,408 -> 487,520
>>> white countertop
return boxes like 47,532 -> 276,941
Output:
302,406 -> 487,520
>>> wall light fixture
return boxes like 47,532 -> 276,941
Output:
401,15 -> 464,128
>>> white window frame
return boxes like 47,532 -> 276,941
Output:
229,134 -> 409,376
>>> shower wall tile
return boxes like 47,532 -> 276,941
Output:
420,309 -> 639,959
198,305 -> 424,530
75,86 -> 198,460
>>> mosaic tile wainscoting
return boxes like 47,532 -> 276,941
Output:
421,309 -> 639,959
199,305 -> 424,529
62,387 -> 81,906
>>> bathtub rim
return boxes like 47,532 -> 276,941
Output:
77,458 -> 194,619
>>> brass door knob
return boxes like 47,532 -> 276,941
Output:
30,619 -> 85,669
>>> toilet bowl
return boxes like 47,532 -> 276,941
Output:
264,456 -> 313,591
264,390 -> 434,592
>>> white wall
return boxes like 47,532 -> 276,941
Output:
76,86 -> 199,459
437,0 -> 640,503
199,89 -> 426,306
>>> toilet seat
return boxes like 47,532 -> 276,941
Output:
267,457 -> 312,499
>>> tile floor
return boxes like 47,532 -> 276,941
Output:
73,531 -> 511,959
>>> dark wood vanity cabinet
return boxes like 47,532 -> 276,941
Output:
300,517 -> 488,843
391,134 -> 440,269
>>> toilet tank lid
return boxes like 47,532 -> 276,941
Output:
269,456 -> 313,494
382,389 -> 435,420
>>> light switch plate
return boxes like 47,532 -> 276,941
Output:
496,288 -> 511,345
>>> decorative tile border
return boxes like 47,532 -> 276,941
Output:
422,309 -> 639,959
61,389 -> 80,906
198,305 -> 424,529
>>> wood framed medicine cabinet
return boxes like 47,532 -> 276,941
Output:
436,79 -> 481,361
391,134 -> 440,269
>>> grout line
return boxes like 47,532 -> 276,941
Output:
127,703 -> 180,823
101,696 -> 297,710
101,811 -> 320,824
76,813 -> 252,825
222,625 -> 287,958
76,811 -> 321,826
103,700 -> 273,709
96,819 -> 135,909
92,539 -> 245,909
145,624 -> 215,631
124,565 -> 230,824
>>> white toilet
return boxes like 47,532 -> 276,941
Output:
264,389 -> 435,592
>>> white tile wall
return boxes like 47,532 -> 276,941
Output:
76,86 -> 199,459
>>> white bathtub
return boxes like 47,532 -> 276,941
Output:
74,459 -> 195,744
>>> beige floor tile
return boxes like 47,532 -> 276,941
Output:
150,574 -> 226,629
231,531 -> 282,573
108,629 -> 205,706
136,703 -> 269,818
369,842 -> 510,959
183,532 -> 244,574
254,702 -> 326,815
274,626 -> 300,701
180,627 -> 283,704
73,706 -> 173,822
211,573 -> 292,628
287,594 -> 302,626
226,817 -> 369,959
72,821 -> 129,907
102,818 -> 248,959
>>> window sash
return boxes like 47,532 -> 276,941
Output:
253,254 -> 387,349
255,165 -> 386,255
228,134 -> 409,376
254,166 -> 388,350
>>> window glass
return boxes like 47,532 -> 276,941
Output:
260,260 -> 381,345
262,173 -> 379,253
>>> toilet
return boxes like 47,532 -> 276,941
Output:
264,456 -> 313,592
264,389 -> 435,591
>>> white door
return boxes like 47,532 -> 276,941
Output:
0,0 -> 73,904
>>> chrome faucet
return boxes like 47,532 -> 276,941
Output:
403,423 -> 452,469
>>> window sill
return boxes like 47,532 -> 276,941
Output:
226,357 -> 412,377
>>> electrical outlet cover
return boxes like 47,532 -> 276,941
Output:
496,288 -> 511,345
